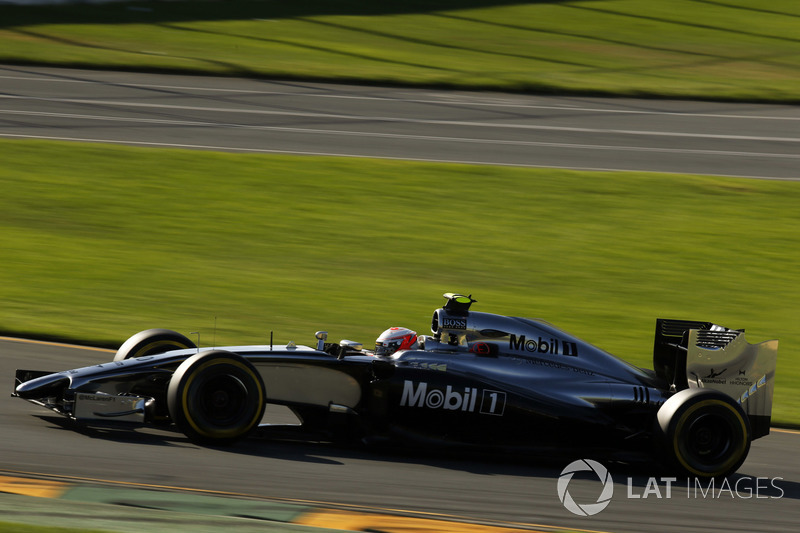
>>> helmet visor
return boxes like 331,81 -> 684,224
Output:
374,340 -> 399,356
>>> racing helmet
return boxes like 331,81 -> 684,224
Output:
375,327 -> 418,356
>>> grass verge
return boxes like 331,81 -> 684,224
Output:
1,138 -> 798,424
0,0 -> 799,102
0,523 -> 111,533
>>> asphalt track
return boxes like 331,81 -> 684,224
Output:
1,65 -> 799,180
2,337 -> 799,533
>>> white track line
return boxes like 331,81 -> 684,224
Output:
2,132 -> 798,181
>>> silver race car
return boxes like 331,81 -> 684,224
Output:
13,293 -> 777,478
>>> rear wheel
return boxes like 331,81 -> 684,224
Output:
167,350 -> 266,445
115,329 -> 196,361
655,388 -> 750,478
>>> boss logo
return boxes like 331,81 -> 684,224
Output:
442,317 -> 467,330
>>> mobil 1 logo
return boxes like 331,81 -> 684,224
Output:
509,334 -> 579,357
400,380 -> 506,416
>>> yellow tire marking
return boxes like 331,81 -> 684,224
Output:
181,358 -> 264,438
673,399 -> 748,477
0,475 -> 69,498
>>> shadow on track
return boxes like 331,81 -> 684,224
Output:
38,414 -> 577,479
35,415 -> 800,501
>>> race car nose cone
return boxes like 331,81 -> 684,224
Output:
15,373 -> 70,399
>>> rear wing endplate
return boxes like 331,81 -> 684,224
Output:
654,319 -> 777,439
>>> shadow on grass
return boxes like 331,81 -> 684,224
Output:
431,2 -> 800,80
565,2 -> 800,45
158,16 -> 594,72
7,26 -> 261,75
687,0 -> 800,19
435,11 -> 733,61
157,22 -> 464,73
294,16 -> 595,68
0,0 -> 597,83
0,0 -> 577,28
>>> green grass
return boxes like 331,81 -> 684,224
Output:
0,523 -> 111,533
1,139 -> 798,424
1,0 -> 799,102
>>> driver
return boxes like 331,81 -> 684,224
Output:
374,327 -> 418,356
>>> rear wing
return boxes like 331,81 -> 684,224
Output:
653,319 -> 778,439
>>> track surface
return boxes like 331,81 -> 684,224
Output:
1,65 -> 799,179
2,338 -> 799,533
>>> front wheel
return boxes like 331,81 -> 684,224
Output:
114,328 -> 196,361
167,350 -> 266,445
655,388 -> 751,479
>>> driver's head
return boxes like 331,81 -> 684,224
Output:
375,327 -> 418,356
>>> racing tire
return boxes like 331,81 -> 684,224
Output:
655,388 -> 751,479
167,350 -> 266,446
114,329 -> 196,361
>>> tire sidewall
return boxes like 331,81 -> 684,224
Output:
115,329 -> 196,361
167,350 -> 265,445
656,388 -> 751,478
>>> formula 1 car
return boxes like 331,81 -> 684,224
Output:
13,293 -> 778,478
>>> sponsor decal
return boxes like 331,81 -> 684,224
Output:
77,394 -> 115,402
739,375 -> 767,405
469,342 -> 495,356
442,317 -> 467,330
399,380 -> 506,415
704,368 -> 727,379
509,334 -> 579,357
407,362 -> 447,372
509,356 -> 595,376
